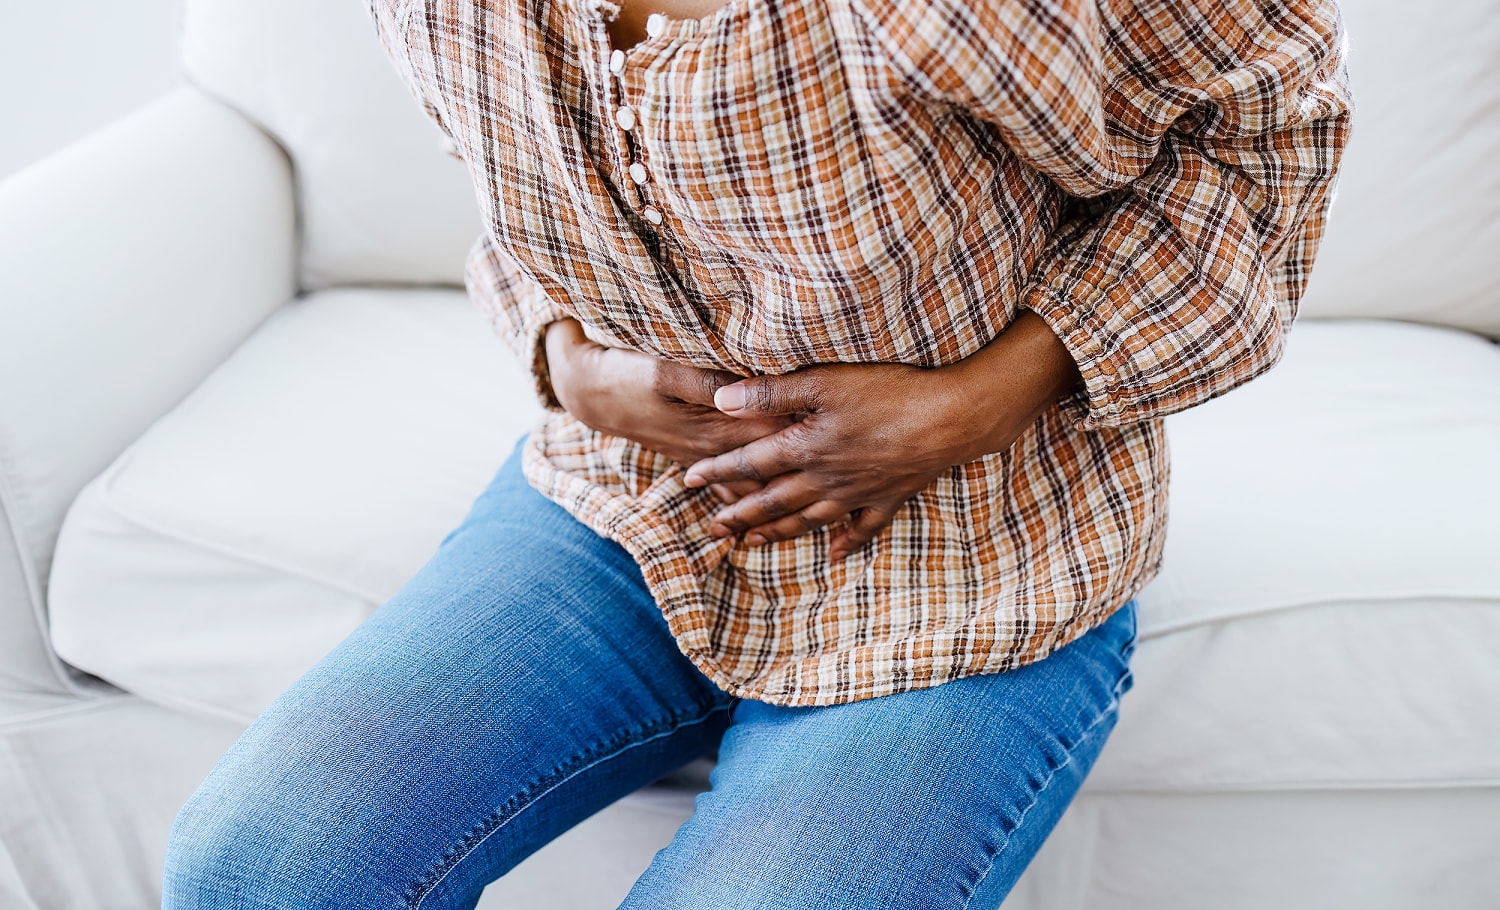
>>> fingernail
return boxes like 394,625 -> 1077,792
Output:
715,384 -> 746,412
746,533 -> 767,546
711,523 -> 731,538
684,472 -> 704,488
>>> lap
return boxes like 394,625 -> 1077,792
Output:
624,603 -> 1137,910
164,443 -> 1137,910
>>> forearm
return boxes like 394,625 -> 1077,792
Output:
940,310 -> 1082,464
556,307 -> 1080,481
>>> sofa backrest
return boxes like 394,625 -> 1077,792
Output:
180,0 -> 1500,337
181,0 -> 481,290
1298,0 -> 1500,336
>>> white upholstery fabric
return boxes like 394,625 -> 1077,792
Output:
1104,320 -> 1500,789
180,0 -> 483,289
0,693 -> 243,910
1299,0 -> 1500,336
1096,599 -> 1500,790
1138,320 -> 1500,634
0,87 -> 295,695
49,289 -> 540,723
49,314 -> 1500,789
481,787 -> 1500,910
4,690 -> 1492,910
1002,788 -> 1500,910
0,518 -> 52,696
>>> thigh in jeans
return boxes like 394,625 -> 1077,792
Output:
162,447 -> 732,910
621,602 -> 1138,910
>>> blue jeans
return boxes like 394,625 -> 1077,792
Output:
162,445 -> 1136,910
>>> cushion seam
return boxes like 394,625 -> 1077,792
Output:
1086,777 -> 1500,794
1140,593 -> 1500,639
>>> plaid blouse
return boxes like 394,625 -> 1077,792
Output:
371,0 -> 1351,705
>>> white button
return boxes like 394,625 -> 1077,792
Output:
609,49 -> 625,75
615,106 -> 636,131
629,162 -> 650,185
646,13 -> 667,38
642,206 -> 664,226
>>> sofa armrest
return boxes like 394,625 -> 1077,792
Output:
0,86 -> 296,694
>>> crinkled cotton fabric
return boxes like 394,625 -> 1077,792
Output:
368,0 -> 1351,705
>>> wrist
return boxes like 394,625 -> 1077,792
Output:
941,311 -> 1082,463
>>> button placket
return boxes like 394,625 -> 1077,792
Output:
584,17 -> 636,193
603,20 -> 671,233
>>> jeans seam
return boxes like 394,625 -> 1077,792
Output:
406,703 -> 731,909
957,675 -> 1129,910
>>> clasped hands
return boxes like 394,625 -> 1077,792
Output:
545,315 -> 1080,561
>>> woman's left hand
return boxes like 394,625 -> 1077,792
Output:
682,311 -> 1081,560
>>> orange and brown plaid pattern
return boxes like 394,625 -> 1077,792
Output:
371,0 -> 1351,705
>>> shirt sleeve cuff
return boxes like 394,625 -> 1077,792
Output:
1024,288 -> 1128,432
524,316 -> 567,414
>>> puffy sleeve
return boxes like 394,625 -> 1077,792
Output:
857,0 -> 1353,427
466,236 -> 569,411
370,0 -> 568,410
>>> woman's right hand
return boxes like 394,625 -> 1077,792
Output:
544,319 -> 792,500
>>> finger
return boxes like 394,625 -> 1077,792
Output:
708,475 -> 821,538
705,414 -> 798,456
714,370 -> 825,419
683,430 -> 802,488
741,500 -> 850,546
653,360 -> 745,408
829,503 -> 900,562
708,479 -> 763,505
661,412 -> 793,467
544,316 -> 589,349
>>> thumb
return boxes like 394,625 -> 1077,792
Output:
714,371 -> 822,417
652,360 -> 742,408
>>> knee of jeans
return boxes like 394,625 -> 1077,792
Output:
162,784 -> 257,908
163,786 -> 291,909
162,773 -> 381,910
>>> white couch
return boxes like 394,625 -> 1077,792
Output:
1,0 -> 1497,907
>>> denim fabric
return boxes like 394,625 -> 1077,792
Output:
163,444 -> 1136,910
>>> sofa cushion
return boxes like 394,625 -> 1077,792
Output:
180,0 -> 482,289
47,310 -> 1500,788
48,289 -> 538,722
1299,0 -> 1500,336
1142,320 -> 1500,634
1099,319 -> 1500,789
0,88 -> 297,697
